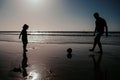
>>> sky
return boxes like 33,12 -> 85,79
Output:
0,0 -> 120,31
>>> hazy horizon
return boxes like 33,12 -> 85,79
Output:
0,0 -> 120,31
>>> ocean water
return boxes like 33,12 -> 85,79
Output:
0,31 -> 120,45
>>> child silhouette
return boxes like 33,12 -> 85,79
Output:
19,24 -> 29,52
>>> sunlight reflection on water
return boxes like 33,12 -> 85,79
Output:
27,70 -> 41,80
28,35 -> 49,43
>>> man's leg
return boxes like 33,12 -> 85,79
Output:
89,36 -> 98,51
98,35 -> 103,53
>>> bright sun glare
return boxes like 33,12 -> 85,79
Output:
25,0 -> 55,9
29,0 -> 46,5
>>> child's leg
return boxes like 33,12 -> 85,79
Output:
23,43 -> 27,52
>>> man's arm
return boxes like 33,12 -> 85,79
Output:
93,21 -> 97,36
105,25 -> 108,37
94,26 -> 97,36
104,20 -> 108,37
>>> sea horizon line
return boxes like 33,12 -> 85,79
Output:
0,31 -> 120,33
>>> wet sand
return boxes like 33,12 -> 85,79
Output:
0,41 -> 120,80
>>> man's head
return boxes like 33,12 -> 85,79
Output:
93,12 -> 99,19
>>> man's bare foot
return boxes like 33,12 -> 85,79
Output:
89,49 -> 94,51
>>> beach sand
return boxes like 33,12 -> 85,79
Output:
0,41 -> 120,80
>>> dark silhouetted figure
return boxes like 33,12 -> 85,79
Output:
22,51 -> 28,77
90,12 -> 108,53
67,48 -> 72,59
19,24 -> 29,52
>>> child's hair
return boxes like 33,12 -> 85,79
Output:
23,24 -> 29,30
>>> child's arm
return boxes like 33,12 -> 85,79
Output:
19,31 -> 22,39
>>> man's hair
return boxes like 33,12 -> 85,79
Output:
93,12 -> 99,17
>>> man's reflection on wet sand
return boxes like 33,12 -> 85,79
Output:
90,54 -> 107,80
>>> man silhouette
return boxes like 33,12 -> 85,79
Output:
89,12 -> 108,53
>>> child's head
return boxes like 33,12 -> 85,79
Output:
23,24 -> 29,30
